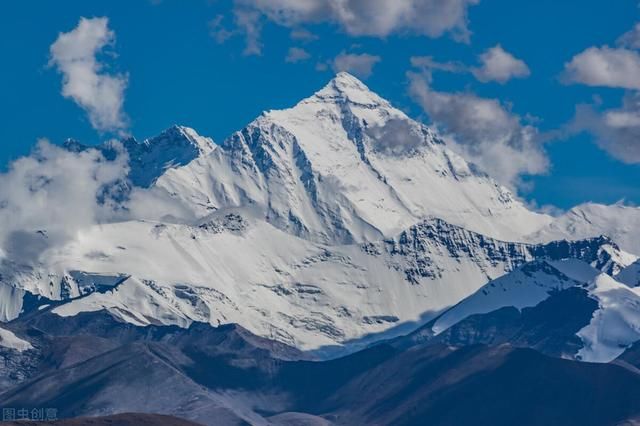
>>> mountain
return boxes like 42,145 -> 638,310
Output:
321,343 -> 640,426
154,72 -> 551,244
3,73 -> 640,359
2,212 -> 629,357
4,70 -> 640,424
527,203 -> 640,255
64,125 -> 215,188
393,255 -> 640,362
1,315 -> 640,426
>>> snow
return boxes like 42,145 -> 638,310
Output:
431,260 -> 586,335
528,203 -> 640,256
155,73 -> 552,244
577,273 -> 640,362
0,283 -> 25,323
12,214 -> 620,356
428,257 -> 640,364
0,327 -> 32,352
2,72 -> 640,361
616,260 -> 640,287
46,215 -> 542,353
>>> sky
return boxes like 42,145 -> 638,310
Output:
1,0 -> 639,210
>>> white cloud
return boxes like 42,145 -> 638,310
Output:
572,92 -> 640,163
285,47 -> 311,63
332,52 -> 380,78
618,22 -> 640,49
49,17 -> 128,133
208,15 -> 234,44
410,56 -> 465,74
471,45 -> 530,83
225,0 -> 479,55
563,46 -> 640,90
0,140 -> 129,265
562,24 -> 640,163
290,28 -> 318,41
366,118 -> 426,155
408,71 -> 548,189
0,140 -> 197,267
411,48 -> 530,85
234,8 -> 264,55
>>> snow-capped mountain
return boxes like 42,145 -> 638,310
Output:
1,211 -> 632,356
154,72 -> 551,244
403,254 -> 640,362
65,125 -> 215,187
527,203 -> 640,255
2,72 -> 640,361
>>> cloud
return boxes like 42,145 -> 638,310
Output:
208,15 -> 235,44
471,45 -> 530,83
410,56 -> 465,74
561,23 -> 640,163
224,0 -> 479,55
290,28 -> 318,41
285,47 -> 311,63
366,118 -> 426,156
234,8 -> 264,55
407,71 -> 549,189
563,46 -> 640,90
0,140 -> 129,266
332,52 -> 380,78
0,139 -> 198,268
571,92 -> 640,163
411,47 -> 530,85
49,17 -> 129,133
618,22 -> 640,49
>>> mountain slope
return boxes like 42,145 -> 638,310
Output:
322,344 -> 640,426
2,211 -> 629,357
3,313 -> 640,426
394,256 -> 640,362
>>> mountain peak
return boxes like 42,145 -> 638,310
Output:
333,71 -> 368,87
308,72 -> 390,108
141,125 -> 215,156
118,125 -> 215,187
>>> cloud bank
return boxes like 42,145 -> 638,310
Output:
215,0 -> 479,55
0,140 -> 195,267
408,71 -> 548,189
49,17 -> 129,133
0,140 -> 129,265
572,93 -> 640,163
563,22 -> 640,163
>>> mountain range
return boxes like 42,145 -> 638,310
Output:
1,72 -> 640,425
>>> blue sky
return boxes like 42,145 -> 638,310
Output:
1,0 -> 639,210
